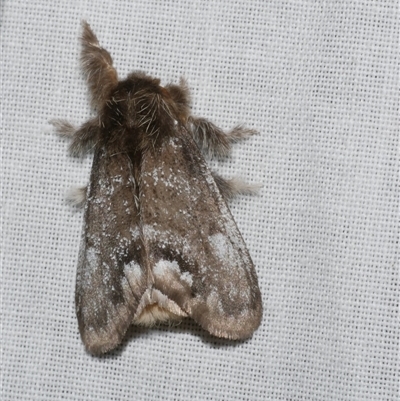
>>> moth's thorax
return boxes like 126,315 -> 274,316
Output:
101,72 -> 180,144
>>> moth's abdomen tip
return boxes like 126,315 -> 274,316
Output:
134,304 -> 185,327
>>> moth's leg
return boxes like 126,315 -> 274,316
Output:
166,77 -> 191,106
66,185 -> 87,208
81,21 -> 118,109
165,78 -> 191,121
50,119 -> 76,138
51,118 -> 100,156
225,124 -> 258,142
212,172 -> 261,201
189,117 -> 257,157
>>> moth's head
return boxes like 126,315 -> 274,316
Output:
125,71 -> 163,95
101,71 -> 191,150
118,71 -> 191,123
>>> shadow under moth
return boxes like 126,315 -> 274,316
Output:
53,21 -> 262,355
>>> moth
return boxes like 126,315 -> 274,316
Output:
53,21 -> 262,355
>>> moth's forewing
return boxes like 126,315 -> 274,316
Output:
139,131 -> 262,339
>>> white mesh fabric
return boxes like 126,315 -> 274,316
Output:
2,1 -> 398,400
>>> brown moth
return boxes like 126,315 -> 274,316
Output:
53,21 -> 262,355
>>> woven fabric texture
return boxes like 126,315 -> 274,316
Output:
2,1 -> 398,400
